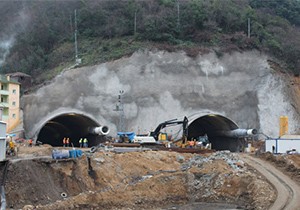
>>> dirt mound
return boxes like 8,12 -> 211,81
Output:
5,150 -> 275,210
259,152 -> 300,184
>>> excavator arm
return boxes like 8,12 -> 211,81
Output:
150,116 -> 188,141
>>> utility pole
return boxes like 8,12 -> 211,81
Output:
114,90 -> 125,132
177,0 -> 180,31
134,10 -> 137,36
248,18 -> 251,38
74,9 -> 81,65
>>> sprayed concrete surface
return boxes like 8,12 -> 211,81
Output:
22,50 -> 300,139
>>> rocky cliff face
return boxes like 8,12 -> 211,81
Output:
22,50 -> 300,139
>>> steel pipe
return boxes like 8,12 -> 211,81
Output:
89,126 -> 110,135
216,129 -> 257,138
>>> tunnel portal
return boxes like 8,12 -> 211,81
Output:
37,113 -> 249,151
37,113 -> 106,147
187,114 -> 246,152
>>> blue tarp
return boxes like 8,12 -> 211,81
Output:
117,132 -> 136,141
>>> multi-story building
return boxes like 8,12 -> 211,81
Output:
0,75 -> 20,132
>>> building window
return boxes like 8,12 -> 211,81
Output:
12,114 -> 16,119
12,89 -> 16,94
1,85 -> 3,90
1,97 -> 4,103
12,101 -> 16,106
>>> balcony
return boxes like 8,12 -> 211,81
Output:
1,115 -> 8,121
0,90 -> 9,95
0,103 -> 9,108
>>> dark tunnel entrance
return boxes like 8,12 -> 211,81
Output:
187,114 -> 245,152
37,113 -> 106,147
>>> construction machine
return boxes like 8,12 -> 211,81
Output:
114,117 -> 188,145
132,116 -> 189,144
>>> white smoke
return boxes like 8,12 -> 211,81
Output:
0,37 -> 15,66
0,6 -> 30,67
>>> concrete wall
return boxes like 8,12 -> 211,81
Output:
8,82 -> 20,132
21,50 -> 300,139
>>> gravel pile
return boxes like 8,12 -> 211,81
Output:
181,151 -> 245,172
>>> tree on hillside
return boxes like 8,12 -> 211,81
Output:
250,0 -> 300,26
1,0 -> 300,78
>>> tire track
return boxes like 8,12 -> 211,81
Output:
239,154 -> 300,210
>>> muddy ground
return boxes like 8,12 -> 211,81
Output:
3,145 -> 276,210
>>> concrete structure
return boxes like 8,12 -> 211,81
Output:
0,75 -> 20,132
21,50 -> 300,149
266,135 -> 300,154
6,72 -> 32,93
0,122 -> 6,161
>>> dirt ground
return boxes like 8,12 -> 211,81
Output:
2,145 -> 278,210
258,152 -> 300,185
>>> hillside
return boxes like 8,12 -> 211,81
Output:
0,0 -> 300,86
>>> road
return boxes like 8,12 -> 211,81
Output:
239,154 -> 300,210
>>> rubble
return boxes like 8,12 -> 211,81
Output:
4,146 -> 276,209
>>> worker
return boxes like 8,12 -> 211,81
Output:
79,138 -> 83,148
83,138 -> 88,148
188,139 -> 195,148
66,138 -> 70,147
63,137 -> 66,147
28,139 -> 33,147
8,140 -> 15,156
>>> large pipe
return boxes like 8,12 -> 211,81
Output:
216,129 -> 257,138
88,126 -> 110,135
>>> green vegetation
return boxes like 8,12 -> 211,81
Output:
1,0 -> 300,83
